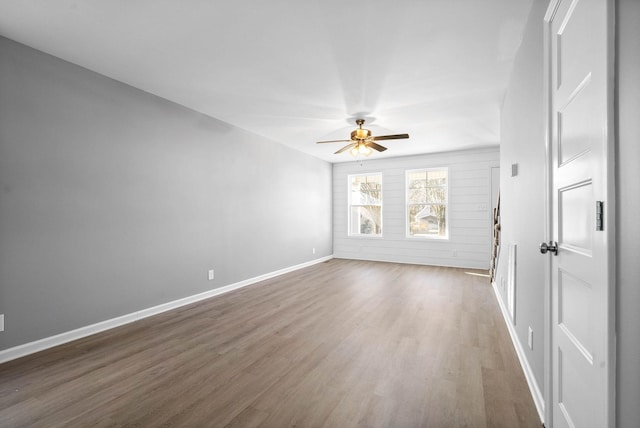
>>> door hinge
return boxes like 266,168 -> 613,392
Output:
596,201 -> 604,231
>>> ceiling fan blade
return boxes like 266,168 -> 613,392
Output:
372,133 -> 410,141
316,139 -> 352,144
335,143 -> 356,154
367,142 -> 388,152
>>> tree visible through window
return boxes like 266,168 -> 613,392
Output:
407,168 -> 448,238
349,173 -> 382,236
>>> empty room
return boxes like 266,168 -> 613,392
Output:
1,0 -> 638,427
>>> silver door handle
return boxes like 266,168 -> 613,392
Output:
539,241 -> 559,255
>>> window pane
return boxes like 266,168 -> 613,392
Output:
426,186 -> 447,203
350,176 -> 382,205
408,171 -> 426,188
350,206 -> 382,235
407,187 -> 426,204
349,173 -> 382,236
408,204 -> 426,235
408,204 -> 447,237
426,170 -> 447,186
406,168 -> 448,238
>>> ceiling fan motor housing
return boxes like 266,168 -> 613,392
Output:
351,128 -> 371,140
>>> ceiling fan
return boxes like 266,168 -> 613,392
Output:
316,119 -> 409,156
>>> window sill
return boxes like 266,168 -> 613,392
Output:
406,235 -> 450,241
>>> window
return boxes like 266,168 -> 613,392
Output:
348,173 -> 382,236
406,168 -> 448,238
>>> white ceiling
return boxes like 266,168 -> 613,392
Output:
0,0 -> 533,162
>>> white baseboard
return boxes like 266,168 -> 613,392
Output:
0,256 -> 333,364
491,281 -> 545,424
332,255 -> 489,270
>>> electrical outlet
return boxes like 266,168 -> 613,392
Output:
528,327 -> 533,349
312,248 -> 316,254
208,269 -> 215,281
0,314 -> 4,332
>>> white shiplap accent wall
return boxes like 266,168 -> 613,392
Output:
333,148 -> 499,269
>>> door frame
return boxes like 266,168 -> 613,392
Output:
542,0 -> 617,426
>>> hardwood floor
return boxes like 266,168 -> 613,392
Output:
0,259 -> 541,427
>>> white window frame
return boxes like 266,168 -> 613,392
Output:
348,173 -> 383,237
405,167 -> 449,240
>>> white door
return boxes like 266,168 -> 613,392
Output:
545,0 -> 614,427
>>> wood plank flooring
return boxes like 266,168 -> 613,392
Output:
0,259 -> 541,427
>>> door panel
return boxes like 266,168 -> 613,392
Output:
557,347 -> 592,428
558,76 -> 596,164
558,269 -> 593,359
558,181 -> 593,252
556,0 -> 592,92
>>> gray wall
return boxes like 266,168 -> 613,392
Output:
616,0 -> 640,426
0,37 -> 332,351
496,0 -> 547,395
333,148 -> 499,269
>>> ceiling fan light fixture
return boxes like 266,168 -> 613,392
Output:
350,142 -> 372,157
